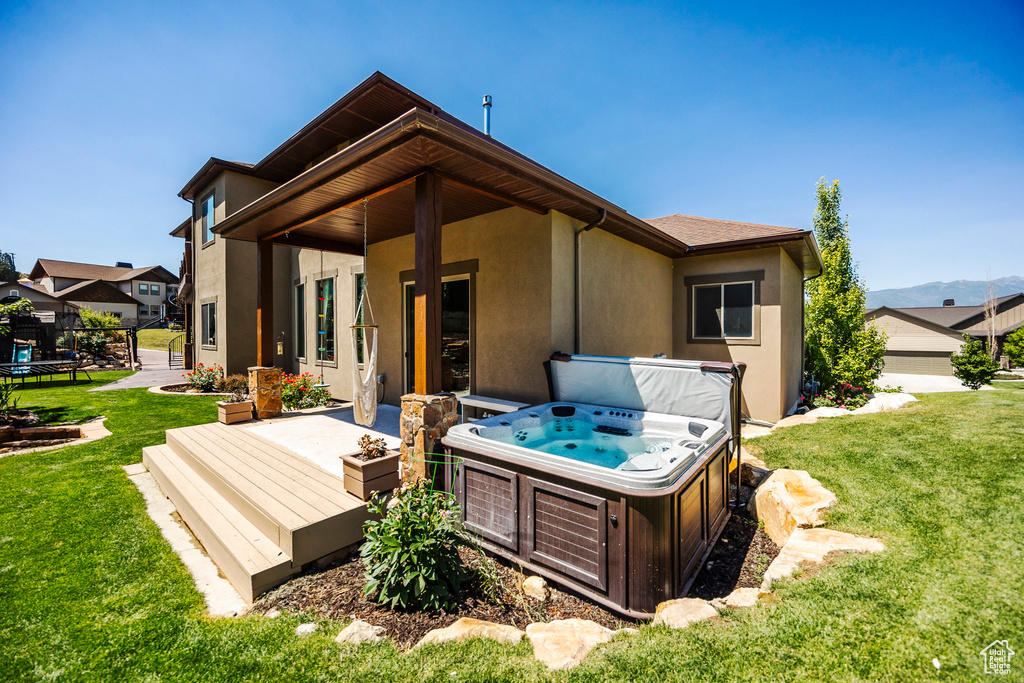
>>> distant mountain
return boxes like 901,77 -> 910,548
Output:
867,277 -> 1024,309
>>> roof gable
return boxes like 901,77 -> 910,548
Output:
53,279 -> 141,306
29,259 -> 176,285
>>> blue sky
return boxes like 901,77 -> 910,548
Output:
1,0 -> 1021,291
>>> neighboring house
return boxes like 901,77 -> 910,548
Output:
172,72 -> 823,422
28,259 -> 178,325
0,280 -> 79,314
866,293 -> 1024,374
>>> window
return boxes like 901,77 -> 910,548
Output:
139,305 -> 149,316
315,277 -> 335,363
294,283 -> 305,360
10,289 -> 18,297
693,282 -> 754,339
151,284 -> 160,296
139,283 -> 149,295
201,302 -> 217,347
200,191 -> 216,244
354,273 -> 365,364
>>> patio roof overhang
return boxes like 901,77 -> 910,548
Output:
211,108 -> 691,258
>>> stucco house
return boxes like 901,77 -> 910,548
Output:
866,293 -> 1024,374
0,280 -> 79,314
28,259 -> 178,326
172,72 -> 822,423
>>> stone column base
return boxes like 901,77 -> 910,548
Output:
400,393 -> 459,485
248,366 -> 282,419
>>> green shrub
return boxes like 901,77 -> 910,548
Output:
281,372 -> 331,409
217,373 -> 249,395
950,335 -> 998,390
361,480 -> 471,611
79,306 -> 120,329
58,331 -> 109,355
1004,327 -> 1024,368
183,363 -> 222,392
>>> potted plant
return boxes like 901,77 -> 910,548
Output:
341,434 -> 400,501
217,390 -> 254,425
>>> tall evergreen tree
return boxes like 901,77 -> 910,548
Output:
804,179 -> 887,391
0,252 -> 16,283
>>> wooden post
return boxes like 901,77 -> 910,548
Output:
414,172 -> 443,395
256,239 -> 274,366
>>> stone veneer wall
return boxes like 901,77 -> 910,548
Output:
399,393 -> 459,485
248,366 -> 282,419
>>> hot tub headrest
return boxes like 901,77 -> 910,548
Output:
548,355 -> 738,430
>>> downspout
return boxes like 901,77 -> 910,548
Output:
574,209 -> 607,354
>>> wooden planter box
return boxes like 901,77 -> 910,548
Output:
217,400 -> 254,425
341,450 -> 401,501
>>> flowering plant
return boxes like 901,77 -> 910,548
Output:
805,381 -> 872,410
361,479 -> 470,611
183,363 -> 222,392
280,372 -> 331,409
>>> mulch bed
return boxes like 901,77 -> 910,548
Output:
251,548 -> 627,648
159,384 -> 215,394
251,512 -> 779,647
687,510 -> 780,600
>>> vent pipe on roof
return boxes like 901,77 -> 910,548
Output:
482,95 -> 492,136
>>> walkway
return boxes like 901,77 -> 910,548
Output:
91,348 -> 185,392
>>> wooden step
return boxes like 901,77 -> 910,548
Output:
164,422 -> 370,565
142,444 -> 294,603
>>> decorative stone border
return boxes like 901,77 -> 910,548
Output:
0,416 -> 112,458
148,385 -> 233,397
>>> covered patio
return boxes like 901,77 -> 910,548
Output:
209,75 -> 688,396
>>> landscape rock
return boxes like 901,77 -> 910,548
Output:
522,576 -> 550,601
710,587 -> 761,610
525,619 -> 614,670
415,617 -> 523,648
771,414 -> 819,430
294,623 -> 318,637
651,598 -> 718,630
335,619 -> 385,645
761,527 -> 885,592
750,469 -> 837,546
804,407 -> 852,419
851,393 -> 918,415
741,423 -> 773,439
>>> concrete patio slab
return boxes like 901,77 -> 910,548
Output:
91,348 -> 184,392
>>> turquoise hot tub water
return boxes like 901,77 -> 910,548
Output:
486,417 -> 677,469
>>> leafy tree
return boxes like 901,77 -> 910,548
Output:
0,298 -> 33,336
0,253 -> 16,283
1000,327 -> 1024,368
950,334 -> 998,389
804,179 -> 888,391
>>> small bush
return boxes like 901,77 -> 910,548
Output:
79,307 -> 120,329
217,373 -> 249,395
183,363 -> 223,392
361,480 -> 470,611
281,372 -> 331,409
950,335 -> 998,390
807,382 -> 871,409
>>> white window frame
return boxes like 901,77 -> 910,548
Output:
692,281 -> 755,340
201,302 -> 217,348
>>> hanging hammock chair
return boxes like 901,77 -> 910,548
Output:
350,198 -> 379,427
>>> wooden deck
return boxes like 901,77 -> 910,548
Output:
143,420 -> 370,603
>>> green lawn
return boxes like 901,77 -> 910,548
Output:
1,379 -> 1022,681
136,328 -> 182,351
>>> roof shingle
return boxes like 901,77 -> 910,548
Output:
644,214 -> 806,248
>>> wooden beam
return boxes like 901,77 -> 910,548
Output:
414,172 -> 443,395
271,233 -> 364,255
433,169 -> 547,215
263,171 -> 424,241
256,239 -> 274,366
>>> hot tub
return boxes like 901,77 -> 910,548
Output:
440,355 -> 744,618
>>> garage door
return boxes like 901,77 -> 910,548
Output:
882,351 -> 954,375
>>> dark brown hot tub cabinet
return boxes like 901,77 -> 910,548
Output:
442,355 -> 743,619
